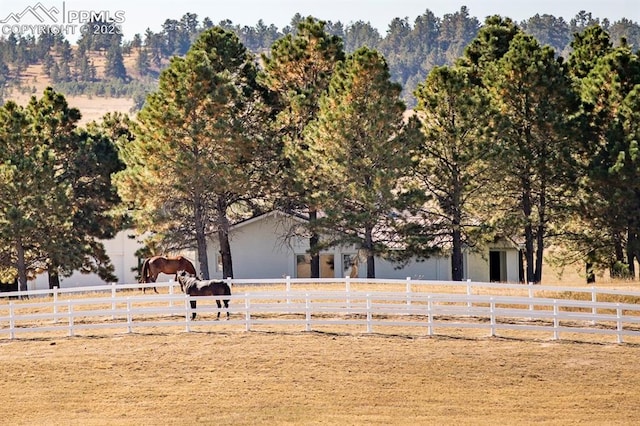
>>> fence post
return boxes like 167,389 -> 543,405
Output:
366,294 -> 372,333
427,296 -> 433,336
345,276 -> 351,313
286,276 -> 291,305
68,300 -> 74,337
591,287 -> 597,325
305,293 -> 311,332
406,277 -> 412,306
53,286 -> 59,324
111,282 -> 117,320
126,298 -> 133,334
466,279 -> 472,310
169,282 -> 174,310
553,300 -> 559,340
184,296 -> 191,333
9,301 -> 15,339
616,304 -> 623,344
528,282 -> 534,312
490,297 -> 496,337
245,294 -> 251,332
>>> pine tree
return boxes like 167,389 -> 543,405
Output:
300,47 -> 423,278
115,27 -> 269,279
105,39 -> 128,81
573,42 -> 640,279
258,17 -> 345,278
135,48 -> 151,77
482,33 -> 580,283
413,65 -> 494,281
0,89 -> 124,290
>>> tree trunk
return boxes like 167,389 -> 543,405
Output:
586,250 -> 596,284
451,226 -> 463,281
194,197 -> 210,279
364,225 -> 375,279
522,187 -> 535,284
611,231 -> 626,279
217,197 -> 233,280
309,208 -> 320,278
534,223 -> 545,284
218,229 -> 233,279
626,228 -> 637,280
16,238 -> 28,294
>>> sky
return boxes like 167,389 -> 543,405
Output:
1,0 -> 638,41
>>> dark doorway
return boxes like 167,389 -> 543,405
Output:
489,251 -> 505,282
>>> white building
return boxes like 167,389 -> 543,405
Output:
205,211 -> 522,282
32,230 -> 146,290
29,210 -> 521,290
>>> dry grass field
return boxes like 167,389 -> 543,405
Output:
3,276 -> 640,426
2,328 -> 640,425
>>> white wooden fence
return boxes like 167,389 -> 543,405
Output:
2,277 -> 640,343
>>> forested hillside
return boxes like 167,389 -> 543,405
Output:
0,7 -> 638,108
1,8 -> 640,290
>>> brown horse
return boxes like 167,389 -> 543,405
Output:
140,255 -> 197,294
176,271 -> 231,320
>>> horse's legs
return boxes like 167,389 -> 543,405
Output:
215,300 -> 222,320
143,275 -> 159,294
190,300 -> 197,320
224,300 -> 230,319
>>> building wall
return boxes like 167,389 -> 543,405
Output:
31,214 -> 520,290
373,256 -> 451,280
32,230 -> 145,290
205,212 -> 521,282
207,213 -> 303,279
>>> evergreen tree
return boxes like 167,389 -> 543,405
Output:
0,101 -> 58,291
300,47 -> 423,278
457,15 -> 520,79
482,33 -> 579,283
136,48 -> 151,77
520,13 -> 571,54
344,21 -> 381,53
105,39 -> 128,81
0,89 -> 123,290
438,6 -> 480,64
28,89 -> 124,288
573,42 -> 640,279
568,25 -> 612,81
258,17 -> 345,278
413,65 -> 494,281
115,27 -> 269,279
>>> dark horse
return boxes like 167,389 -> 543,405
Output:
139,255 -> 197,294
176,271 -> 231,320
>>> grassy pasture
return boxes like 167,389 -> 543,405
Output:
1,328 -> 640,425
2,281 -> 640,425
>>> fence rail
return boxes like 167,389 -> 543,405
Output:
2,278 -> 640,343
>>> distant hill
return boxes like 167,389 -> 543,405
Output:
1,8 -> 639,122
7,56 -> 136,124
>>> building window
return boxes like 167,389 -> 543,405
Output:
296,254 -> 335,278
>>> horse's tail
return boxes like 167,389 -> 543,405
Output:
140,258 -> 150,283
185,258 -> 197,275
